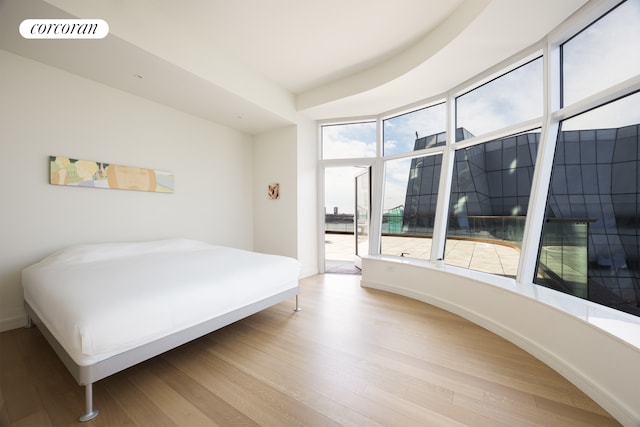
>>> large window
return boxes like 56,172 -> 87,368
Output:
532,0 -> 640,316
455,57 -> 543,141
536,93 -> 640,316
445,131 -> 539,276
319,0 -> 640,319
561,0 -> 640,106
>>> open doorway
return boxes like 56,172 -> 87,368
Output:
323,166 -> 370,274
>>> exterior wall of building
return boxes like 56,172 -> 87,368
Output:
400,125 -> 640,316
542,124 -> 640,316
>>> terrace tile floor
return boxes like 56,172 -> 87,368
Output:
325,233 -> 521,277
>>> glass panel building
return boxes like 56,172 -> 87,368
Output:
384,119 -> 640,314
537,104 -> 640,316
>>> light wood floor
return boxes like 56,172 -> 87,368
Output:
0,274 -> 620,426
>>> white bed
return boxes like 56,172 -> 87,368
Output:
22,238 -> 301,422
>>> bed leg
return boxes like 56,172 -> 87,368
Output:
294,294 -> 301,312
78,383 -> 99,422
24,315 -> 33,328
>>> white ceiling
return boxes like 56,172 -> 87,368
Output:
0,0 -> 588,134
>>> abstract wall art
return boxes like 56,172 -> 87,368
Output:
49,156 -> 174,193
267,183 -> 280,199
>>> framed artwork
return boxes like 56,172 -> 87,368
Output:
49,156 -> 174,193
268,183 -> 279,199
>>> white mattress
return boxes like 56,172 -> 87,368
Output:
22,239 -> 300,366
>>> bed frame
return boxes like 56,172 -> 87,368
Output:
25,287 -> 300,422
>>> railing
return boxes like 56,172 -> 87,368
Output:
390,215 -> 528,246
325,213 -> 354,233
330,214 -> 532,244
446,215 -> 527,246
327,213 -> 593,298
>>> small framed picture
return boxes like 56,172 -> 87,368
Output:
268,183 -> 280,199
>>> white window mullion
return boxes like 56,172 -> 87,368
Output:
368,117 -> 384,256
430,92 -> 456,262
516,40 -> 561,284
317,163 -> 327,273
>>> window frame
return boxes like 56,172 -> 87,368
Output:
317,0 -> 640,323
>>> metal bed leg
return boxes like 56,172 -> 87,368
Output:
78,383 -> 99,422
294,294 -> 301,312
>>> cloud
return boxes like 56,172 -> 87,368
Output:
563,91 -> 640,130
383,103 -> 446,155
456,58 -> 543,137
563,0 -> 640,105
322,122 -> 376,159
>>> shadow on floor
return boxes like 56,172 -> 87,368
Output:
325,259 -> 361,275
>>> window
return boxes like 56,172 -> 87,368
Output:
562,0 -> 640,106
455,58 -> 543,141
445,131 -> 539,276
536,92 -> 640,316
318,0 -> 640,321
380,154 -> 442,259
321,121 -> 376,159
383,103 -> 446,156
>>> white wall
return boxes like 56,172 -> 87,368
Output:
361,257 -> 640,427
252,118 -> 319,279
295,116 -> 318,279
252,126 -> 298,259
0,49 -> 255,331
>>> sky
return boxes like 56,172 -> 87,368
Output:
383,103 -> 446,155
323,0 -> 640,215
562,0 -> 640,106
455,58 -> 543,136
322,122 -> 376,160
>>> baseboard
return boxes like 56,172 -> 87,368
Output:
0,312 -> 28,333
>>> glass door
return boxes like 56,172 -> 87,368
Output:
354,168 -> 371,269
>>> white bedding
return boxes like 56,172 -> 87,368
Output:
22,239 -> 300,366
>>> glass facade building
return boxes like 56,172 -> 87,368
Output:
538,123 -> 640,316
394,123 -> 640,316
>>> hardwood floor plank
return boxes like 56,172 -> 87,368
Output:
149,357 -> 259,427
10,410 -> 53,427
202,327 -> 408,427
248,290 -> 571,424
203,324 -> 431,427
0,274 -> 622,426
164,344 -> 342,427
127,364 -> 219,426
0,384 -> 10,427
361,385 -> 467,427
0,330 -> 46,424
452,388 -> 553,427
533,395 -> 622,427
0,378 -> 43,426
261,291 -> 548,427
100,370 -> 178,427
